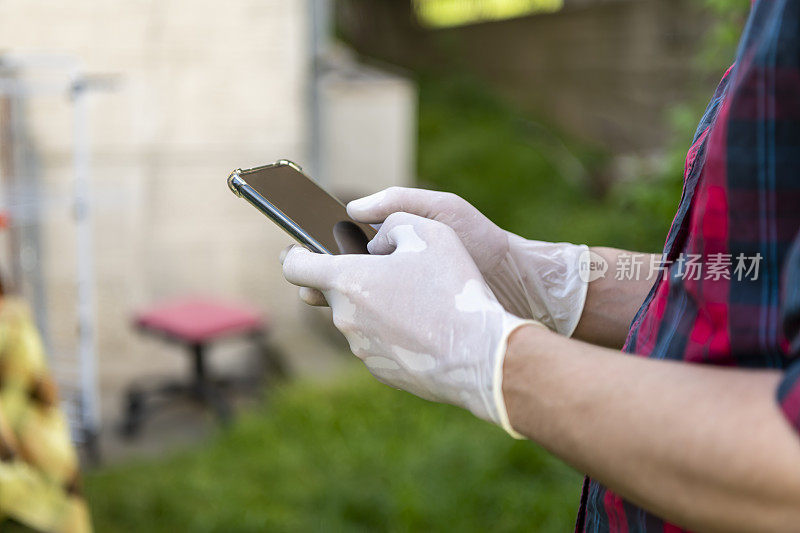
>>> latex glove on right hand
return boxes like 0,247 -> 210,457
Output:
282,213 -> 540,437
346,187 -> 589,336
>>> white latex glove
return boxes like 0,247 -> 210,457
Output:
282,212 -> 541,437
346,187 -> 589,336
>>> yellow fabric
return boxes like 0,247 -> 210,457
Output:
0,298 -> 91,533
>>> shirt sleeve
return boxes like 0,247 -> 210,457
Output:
777,230 -> 800,431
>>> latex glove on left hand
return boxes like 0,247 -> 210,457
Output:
281,213 -> 540,437
346,187 -> 588,336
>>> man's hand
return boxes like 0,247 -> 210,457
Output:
282,212 -> 536,434
346,187 -> 589,336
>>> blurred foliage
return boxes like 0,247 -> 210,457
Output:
416,74 -> 669,251
413,0 -> 563,28
86,369 -> 581,532
608,0 -> 750,232
416,2 -> 750,253
700,0 -> 753,69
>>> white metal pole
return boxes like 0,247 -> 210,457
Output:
70,74 -> 100,444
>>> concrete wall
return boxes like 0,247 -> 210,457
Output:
0,1 -> 318,429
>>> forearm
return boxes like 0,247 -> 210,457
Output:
503,325 -> 800,532
571,247 -> 657,348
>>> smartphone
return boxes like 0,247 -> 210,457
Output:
227,160 -> 377,254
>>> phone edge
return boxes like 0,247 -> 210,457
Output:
227,168 -> 332,254
240,160 -> 357,214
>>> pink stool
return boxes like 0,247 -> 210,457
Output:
122,298 -> 282,437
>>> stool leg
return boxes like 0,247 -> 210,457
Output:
191,343 -> 206,386
190,343 -> 233,425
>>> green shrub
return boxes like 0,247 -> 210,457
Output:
416,74 -> 671,252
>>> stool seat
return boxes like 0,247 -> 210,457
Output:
135,298 -> 264,344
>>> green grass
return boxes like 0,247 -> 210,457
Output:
86,75 -> 681,531
86,369 -> 581,532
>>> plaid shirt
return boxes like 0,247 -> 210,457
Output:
576,1 -> 800,531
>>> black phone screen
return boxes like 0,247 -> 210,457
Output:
240,164 -> 376,255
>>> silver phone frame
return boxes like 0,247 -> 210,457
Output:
227,159 -> 334,254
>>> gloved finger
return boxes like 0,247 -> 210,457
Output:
299,286 -> 329,307
368,212 -> 444,255
347,187 -> 451,224
282,246 -> 338,290
278,244 -> 296,265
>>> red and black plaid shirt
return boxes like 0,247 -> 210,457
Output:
576,1 -> 800,530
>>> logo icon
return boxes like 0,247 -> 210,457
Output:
578,249 -> 608,283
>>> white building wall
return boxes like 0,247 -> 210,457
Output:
0,1 -> 314,429
321,61 -> 416,198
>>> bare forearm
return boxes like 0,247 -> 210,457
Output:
572,248 -> 657,348
503,325 -> 800,532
